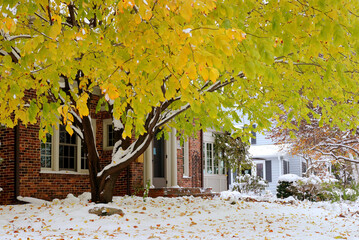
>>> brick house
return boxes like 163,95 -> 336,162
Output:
0,99 -> 204,205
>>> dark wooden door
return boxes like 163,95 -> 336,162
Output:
153,134 -> 166,187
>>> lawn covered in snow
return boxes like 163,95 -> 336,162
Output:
1,192 -> 359,239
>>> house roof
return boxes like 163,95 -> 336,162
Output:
249,144 -> 289,158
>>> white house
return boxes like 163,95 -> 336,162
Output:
202,124 -> 306,194
248,128 -> 306,193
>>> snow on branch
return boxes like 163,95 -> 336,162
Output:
97,135 -> 149,177
70,125 -> 83,139
156,103 -> 190,128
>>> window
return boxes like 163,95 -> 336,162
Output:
182,139 -> 189,177
40,133 -> 52,168
40,121 -> 96,173
103,119 -> 114,150
253,160 -> 272,182
59,125 -> 77,170
204,142 -> 225,175
302,161 -> 307,176
250,124 -> 256,145
282,159 -> 290,174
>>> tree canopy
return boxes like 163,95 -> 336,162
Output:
1,0 -> 359,202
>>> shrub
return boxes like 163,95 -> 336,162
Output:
231,174 -> 268,195
277,174 -> 359,202
276,174 -> 300,199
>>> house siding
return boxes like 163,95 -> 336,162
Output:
254,131 -> 274,145
287,154 -> 302,177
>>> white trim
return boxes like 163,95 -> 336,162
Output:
144,142 -> 153,186
102,118 -> 113,151
253,160 -> 266,179
183,139 -> 189,177
170,128 -> 177,187
40,170 -> 89,175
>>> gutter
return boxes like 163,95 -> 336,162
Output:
14,125 -> 20,200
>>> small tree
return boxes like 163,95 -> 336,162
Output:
214,132 -> 250,172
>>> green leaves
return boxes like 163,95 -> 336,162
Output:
0,0 -> 357,145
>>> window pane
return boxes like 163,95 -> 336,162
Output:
206,143 -> 213,174
108,124 -> 114,147
40,133 -> 52,168
220,160 -> 225,175
59,126 -> 77,171
81,139 -> 88,169
256,163 -> 264,178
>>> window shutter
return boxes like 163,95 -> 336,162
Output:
251,124 -> 256,145
265,160 -> 272,182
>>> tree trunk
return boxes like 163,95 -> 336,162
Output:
98,173 -> 120,203
82,116 -> 102,203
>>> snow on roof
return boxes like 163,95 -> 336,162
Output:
249,144 -> 289,158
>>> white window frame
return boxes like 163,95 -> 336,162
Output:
282,159 -> 290,175
103,119 -> 114,151
183,139 -> 189,177
40,120 -> 96,174
203,142 -> 225,175
253,160 -> 266,179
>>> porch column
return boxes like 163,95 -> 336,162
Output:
144,142 -> 153,187
171,128 -> 178,187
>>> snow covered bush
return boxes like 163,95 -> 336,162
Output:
277,174 -> 359,202
231,174 -> 268,195
321,181 -> 359,202
294,175 -> 324,201
276,174 -> 300,199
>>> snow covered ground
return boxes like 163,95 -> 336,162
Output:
1,192 -> 359,239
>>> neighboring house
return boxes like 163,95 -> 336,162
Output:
248,128 -> 306,193
0,98 -> 203,205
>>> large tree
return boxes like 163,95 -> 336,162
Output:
1,0 -> 359,202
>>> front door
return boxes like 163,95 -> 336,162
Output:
153,134 -> 166,187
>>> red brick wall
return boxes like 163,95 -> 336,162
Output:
177,131 -> 203,188
0,128 -> 15,205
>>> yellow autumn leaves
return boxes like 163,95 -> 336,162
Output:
57,93 -> 89,135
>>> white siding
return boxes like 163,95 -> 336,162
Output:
287,154 -> 302,176
254,131 -> 275,145
267,157 -> 280,193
